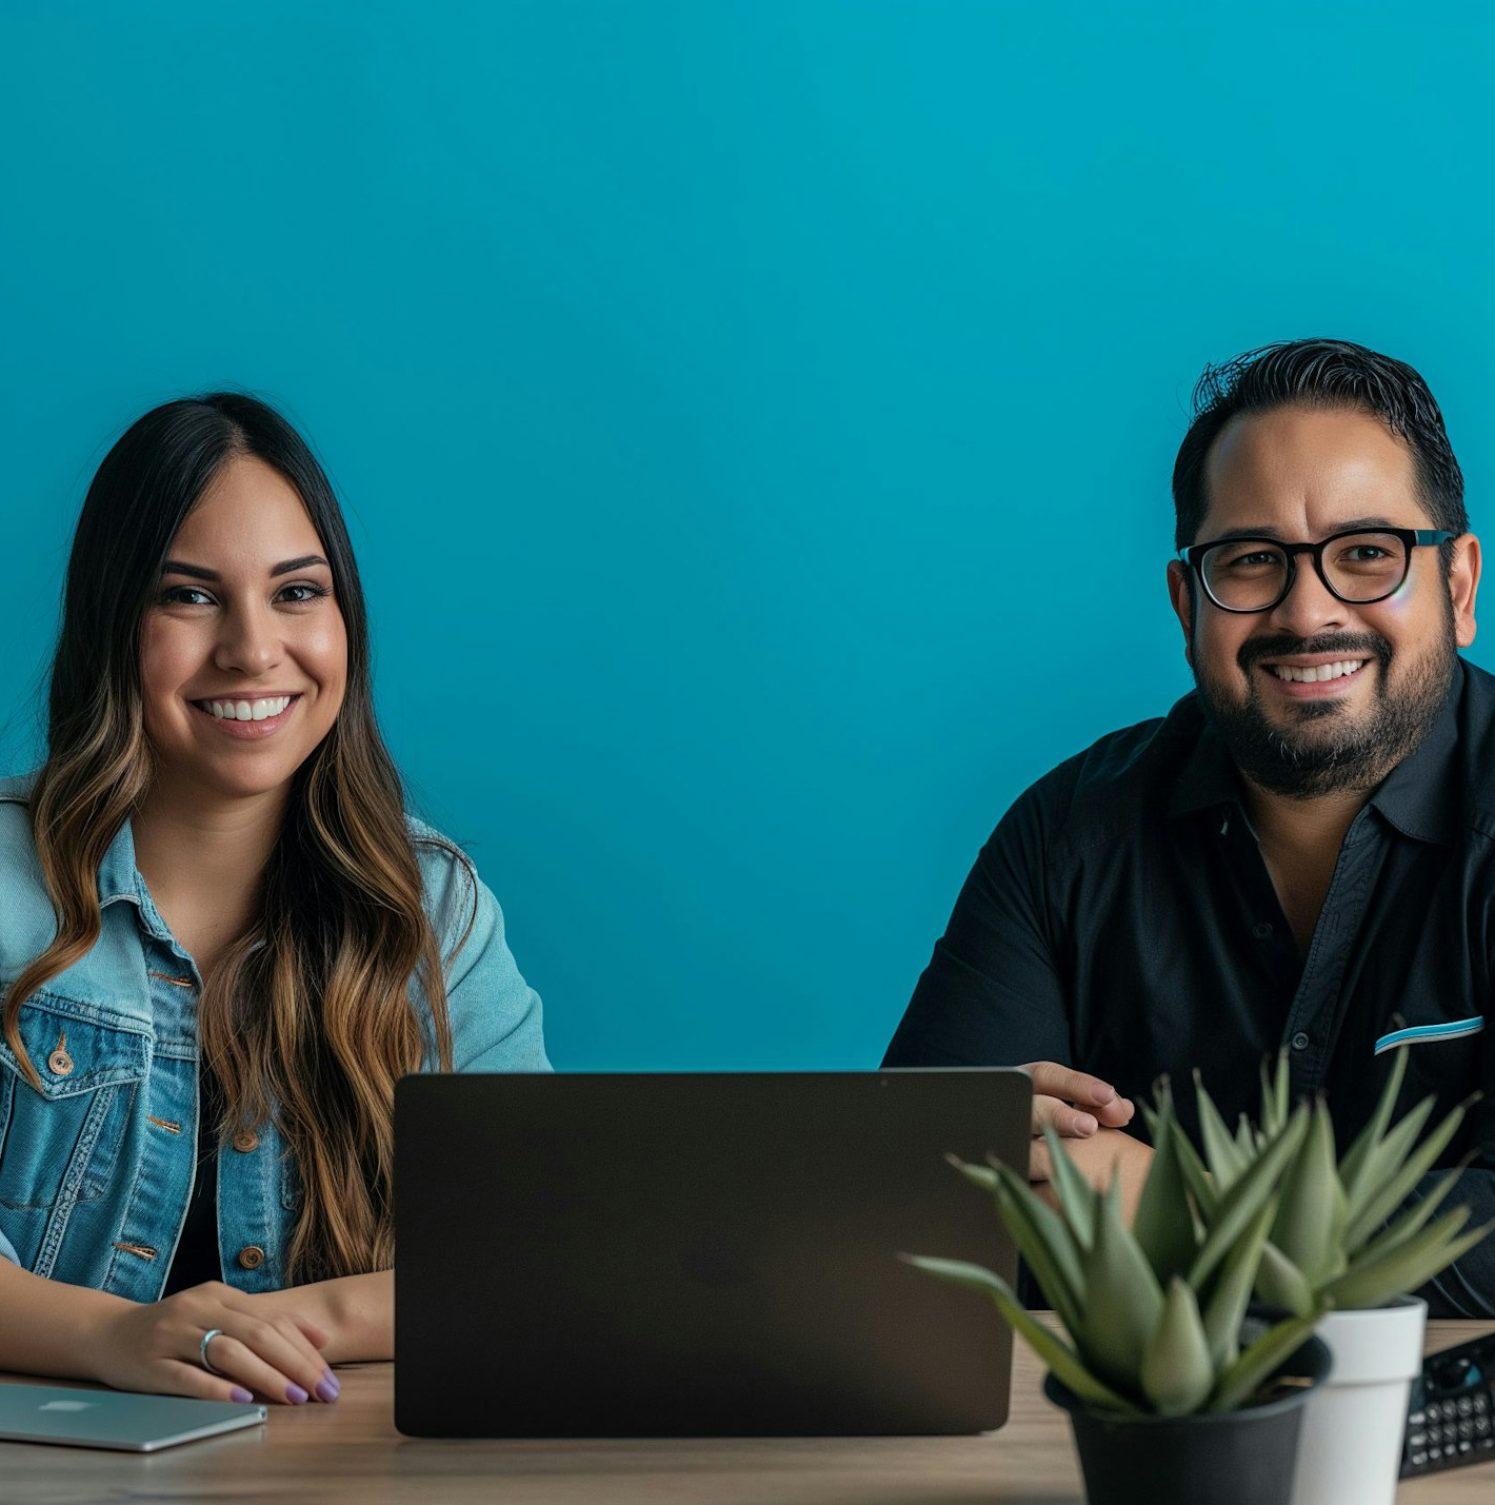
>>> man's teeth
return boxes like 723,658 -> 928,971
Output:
201,695 -> 294,721
1269,660 -> 1368,684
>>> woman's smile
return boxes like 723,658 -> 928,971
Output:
190,692 -> 303,739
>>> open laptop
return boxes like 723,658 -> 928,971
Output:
394,1068 -> 1030,1437
0,1384 -> 266,1452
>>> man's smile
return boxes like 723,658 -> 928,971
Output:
1255,654 -> 1373,699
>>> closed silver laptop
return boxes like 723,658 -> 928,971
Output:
0,1383 -> 266,1452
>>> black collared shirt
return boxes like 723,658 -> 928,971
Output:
885,657 -> 1495,1317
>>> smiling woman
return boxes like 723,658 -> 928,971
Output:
0,394 -> 549,1408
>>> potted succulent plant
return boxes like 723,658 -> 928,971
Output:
905,1084 -> 1333,1505
1213,1047 -> 1491,1505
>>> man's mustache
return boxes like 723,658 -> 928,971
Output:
1237,633 -> 1393,675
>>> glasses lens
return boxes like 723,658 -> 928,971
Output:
1201,540 -> 1289,610
1321,531 -> 1409,601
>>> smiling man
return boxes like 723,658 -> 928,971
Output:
884,339 -> 1495,1316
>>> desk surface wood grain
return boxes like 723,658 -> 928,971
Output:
3,1321 -> 1492,1503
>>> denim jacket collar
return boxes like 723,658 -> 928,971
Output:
97,816 -> 143,910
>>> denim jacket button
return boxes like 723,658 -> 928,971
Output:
231,1131 -> 259,1153
237,1245 -> 266,1270
47,1048 -> 74,1077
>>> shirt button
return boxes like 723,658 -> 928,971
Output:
237,1245 -> 266,1271
1291,1031 -> 1311,1051
46,1049 -> 74,1077
1252,922 -> 1274,940
232,1131 -> 259,1153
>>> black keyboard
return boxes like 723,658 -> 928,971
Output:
1401,1333 -> 1495,1477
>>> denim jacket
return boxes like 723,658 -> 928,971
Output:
0,770 -> 550,1297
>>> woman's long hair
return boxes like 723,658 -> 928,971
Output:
2,394 -> 460,1281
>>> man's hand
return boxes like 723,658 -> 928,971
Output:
1031,1127 -> 1155,1226
1021,1060 -> 1135,1145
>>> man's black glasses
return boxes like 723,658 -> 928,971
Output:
1176,527 -> 1456,614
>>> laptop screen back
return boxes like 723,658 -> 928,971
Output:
395,1069 -> 1029,1437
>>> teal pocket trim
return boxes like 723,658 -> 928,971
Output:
1373,1017 -> 1486,1056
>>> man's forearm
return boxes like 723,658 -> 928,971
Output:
1409,1169 -> 1495,1319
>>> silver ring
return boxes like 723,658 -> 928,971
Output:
199,1328 -> 225,1375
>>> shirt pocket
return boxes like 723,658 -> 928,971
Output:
1373,1015 -> 1485,1142
0,993 -> 151,1212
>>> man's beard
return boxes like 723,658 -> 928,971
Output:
1192,616 -> 1457,799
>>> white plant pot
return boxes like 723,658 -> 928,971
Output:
1289,1295 -> 1427,1505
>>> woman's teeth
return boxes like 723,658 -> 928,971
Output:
199,695 -> 295,721
1270,660 -> 1367,684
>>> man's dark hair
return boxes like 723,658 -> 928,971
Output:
1172,338 -> 1467,551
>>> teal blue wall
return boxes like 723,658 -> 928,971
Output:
4,4 -> 1493,1069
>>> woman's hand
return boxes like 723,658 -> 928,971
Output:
238,1271 -> 394,1365
86,1280 -> 339,1405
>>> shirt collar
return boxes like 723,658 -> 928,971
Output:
1365,657 -> 1464,844
1165,659 -> 1466,844
1165,695 -> 1239,821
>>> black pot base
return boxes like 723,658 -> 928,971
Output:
1043,1335 -> 1332,1505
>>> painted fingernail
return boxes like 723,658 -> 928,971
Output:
230,1387 -> 254,1403
286,1383 -> 309,1404
316,1375 -> 340,1402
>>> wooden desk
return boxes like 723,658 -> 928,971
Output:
3,1321 -> 1493,1503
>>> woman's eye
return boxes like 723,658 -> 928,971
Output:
279,583 -> 331,603
157,583 -> 330,606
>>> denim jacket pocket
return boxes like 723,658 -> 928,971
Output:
0,993 -> 151,1212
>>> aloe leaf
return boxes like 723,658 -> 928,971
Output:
1141,1277 -> 1215,1417
1233,1113 -> 1257,1161
1259,1050 -> 1291,1137
1270,1100 -> 1347,1286
1131,1097 -> 1199,1286
1343,1094 -> 1436,1228
1171,1120 -> 1220,1221
1195,1071 -> 1247,1191
988,1163 -> 1086,1336
1254,1239 -> 1316,1318
1322,1211 -> 1492,1310
1339,1045 -> 1409,1203
949,1155 -> 1000,1195
1078,1178 -> 1164,1398
947,1153 -> 1087,1333
1042,1125 -> 1099,1251
1187,1105 -> 1310,1293
1347,1166 -> 1466,1268
1202,1198 -> 1276,1371
1258,1058 -> 1281,1138
1208,1313 -> 1322,1414
1343,1100 -> 1468,1252
900,1255 -> 1140,1414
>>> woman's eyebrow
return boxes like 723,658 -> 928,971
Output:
161,554 -> 330,581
